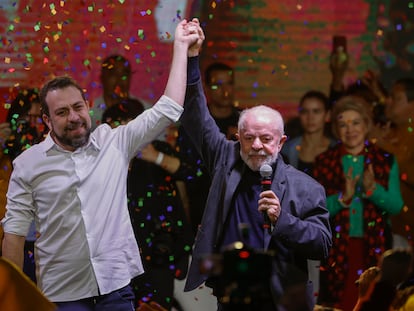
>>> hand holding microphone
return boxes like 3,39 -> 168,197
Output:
259,164 -> 281,234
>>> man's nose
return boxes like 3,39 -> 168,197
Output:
252,137 -> 262,149
68,109 -> 80,121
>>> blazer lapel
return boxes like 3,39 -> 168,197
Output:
264,157 -> 286,248
222,160 -> 244,224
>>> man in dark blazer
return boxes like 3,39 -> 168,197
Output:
180,48 -> 332,310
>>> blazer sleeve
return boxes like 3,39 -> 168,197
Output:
271,169 -> 332,260
180,57 -> 232,174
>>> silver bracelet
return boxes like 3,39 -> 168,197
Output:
155,152 -> 164,165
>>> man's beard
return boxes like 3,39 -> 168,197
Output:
52,123 -> 91,149
240,150 -> 277,172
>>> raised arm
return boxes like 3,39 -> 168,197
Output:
163,19 -> 203,106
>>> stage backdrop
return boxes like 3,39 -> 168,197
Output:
0,0 -> 412,121
196,0 -> 413,117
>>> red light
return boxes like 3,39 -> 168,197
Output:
239,250 -> 250,259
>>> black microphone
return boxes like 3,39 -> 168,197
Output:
259,164 -> 272,234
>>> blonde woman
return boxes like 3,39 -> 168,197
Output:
314,95 -> 404,310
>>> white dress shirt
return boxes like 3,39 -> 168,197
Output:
2,95 -> 183,302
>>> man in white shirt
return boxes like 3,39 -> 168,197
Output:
1,18 -> 204,311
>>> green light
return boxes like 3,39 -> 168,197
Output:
237,261 -> 249,273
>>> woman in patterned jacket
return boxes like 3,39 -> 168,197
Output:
314,95 -> 404,311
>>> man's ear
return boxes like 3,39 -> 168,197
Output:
278,135 -> 287,151
42,114 -> 51,130
235,132 -> 240,141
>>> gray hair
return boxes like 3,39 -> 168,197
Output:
238,105 -> 285,135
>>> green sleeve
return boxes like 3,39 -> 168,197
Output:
326,193 -> 344,217
364,158 -> 404,215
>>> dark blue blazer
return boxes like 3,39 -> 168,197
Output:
181,62 -> 332,309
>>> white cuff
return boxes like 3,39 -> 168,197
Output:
155,152 -> 164,165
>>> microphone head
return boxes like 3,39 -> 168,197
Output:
259,164 -> 273,178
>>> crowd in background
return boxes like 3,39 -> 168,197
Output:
0,23 -> 413,311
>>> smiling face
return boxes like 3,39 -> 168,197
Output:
336,109 -> 369,154
237,107 -> 286,171
42,86 -> 91,151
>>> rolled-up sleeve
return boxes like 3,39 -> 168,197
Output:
2,165 -> 34,237
153,95 -> 183,122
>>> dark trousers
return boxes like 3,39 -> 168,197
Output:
132,268 -> 175,310
55,284 -> 135,311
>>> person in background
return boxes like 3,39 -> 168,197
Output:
329,37 -> 350,106
391,248 -> 414,311
354,248 -> 413,311
181,39 -> 332,310
1,19 -> 202,310
281,90 -> 336,302
392,285 -> 414,311
373,78 -> 414,249
328,37 -> 389,131
202,62 -> 240,140
91,54 -> 146,129
176,62 -> 240,235
353,266 -> 381,311
314,95 -> 404,310
102,99 -> 194,311
282,90 -> 335,176
101,98 -> 145,128
4,89 -> 46,161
